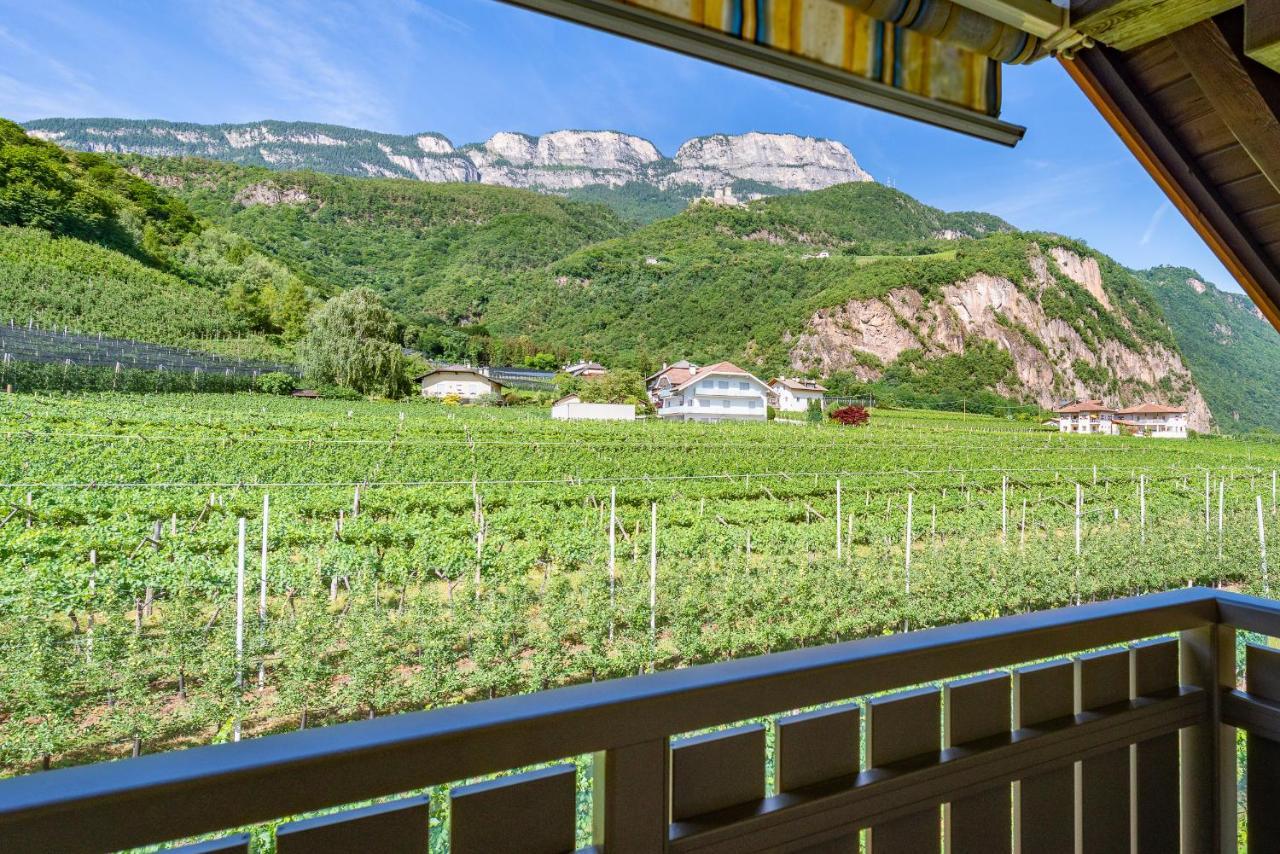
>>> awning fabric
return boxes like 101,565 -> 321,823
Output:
505,0 -> 1031,144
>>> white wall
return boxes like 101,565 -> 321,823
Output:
774,387 -> 823,413
422,372 -> 499,400
551,402 -> 636,421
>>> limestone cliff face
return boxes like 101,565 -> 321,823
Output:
26,119 -> 872,200
789,246 -> 1214,431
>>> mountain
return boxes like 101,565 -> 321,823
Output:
1136,266 -> 1280,433
106,150 -> 1209,428
22,119 -> 872,222
0,120 -> 1222,427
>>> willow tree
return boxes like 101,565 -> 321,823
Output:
299,288 -> 408,397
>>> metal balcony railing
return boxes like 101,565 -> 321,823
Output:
3,586 -> 1279,852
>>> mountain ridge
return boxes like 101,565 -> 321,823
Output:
23,118 -> 874,219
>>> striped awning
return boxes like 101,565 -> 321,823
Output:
503,0 -> 1050,145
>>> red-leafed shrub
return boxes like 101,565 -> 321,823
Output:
829,405 -> 870,426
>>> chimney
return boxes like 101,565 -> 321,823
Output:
690,366 -> 698,375
662,362 -> 668,371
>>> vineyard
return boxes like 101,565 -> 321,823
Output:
2,392 -> 1279,847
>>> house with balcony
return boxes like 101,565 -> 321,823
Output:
769,377 -> 827,413
1115,403 -> 1189,438
1053,399 -> 1117,434
649,360 -> 769,422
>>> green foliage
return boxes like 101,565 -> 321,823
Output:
255,372 -> 296,395
1138,265 -> 1280,432
299,288 -> 409,398
574,369 -> 651,409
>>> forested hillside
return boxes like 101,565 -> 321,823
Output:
7,119 -> 1276,429
0,119 -> 318,351
1136,265 -> 1280,432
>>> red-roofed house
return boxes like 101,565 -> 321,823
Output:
1053,400 -> 1117,435
1114,403 -> 1188,438
649,360 -> 769,422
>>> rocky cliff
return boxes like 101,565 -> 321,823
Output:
24,119 -> 871,203
790,245 -> 1214,431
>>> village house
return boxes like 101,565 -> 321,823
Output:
563,360 -> 607,378
648,360 -> 770,422
769,377 -> 827,413
1114,403 -> 1189,438
1053,400 -> 1117,435
414,366 -> 505,401
1053,399 -> 1189,438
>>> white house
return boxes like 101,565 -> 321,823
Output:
651,360 -> 769,422
551,394 -> 635,421
769,377 -> 827,413
1115,403 -> 1189,438
1053,400 -> 1118,435
415,366 -> 505,401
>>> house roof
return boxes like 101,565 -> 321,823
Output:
1116,403 -> 1187,415
565,361 -> 606,374
645,360 -> 695,385
770,377 -> 828,393
671,361 -> 766,392
1054,400 -> 1114,414
552,393 -> 581,405
413,366 -> 506,388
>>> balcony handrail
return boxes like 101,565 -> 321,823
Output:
0,586 -> 1269,852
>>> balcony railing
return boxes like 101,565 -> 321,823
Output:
3,586 -> 1279,852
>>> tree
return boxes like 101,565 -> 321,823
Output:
829,405 -> 870,426
298,288 -> 409,398
576,369 -> 651,410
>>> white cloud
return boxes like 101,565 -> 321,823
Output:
0,24 -> 126,119
1140,200 -> 1172,246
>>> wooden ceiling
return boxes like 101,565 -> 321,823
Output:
1065,3 -> 1280,330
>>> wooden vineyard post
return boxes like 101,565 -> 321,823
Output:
835,479 -> 842,561
608,487 -> 616,643
649,502 -> 657,672
234,517 -> 246,743
1273,470 -> 1277,516
1093,463 -> 1097,486
259,493 -> 269,690
472,478 -> 485,602
1219,479 -> 1225,561
1020,499 -> 1027,549
904,492 -> 914,632
1001,475 -> 1008,544
1140,473 -> 1147,546
352,484 -> 360,519
1259,495 -> 1270,595
1075,483 -> 1083,604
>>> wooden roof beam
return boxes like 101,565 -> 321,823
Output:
1063,45 -> 1280,331
1071,0 -> 1236,51
1169,14 -> 1280,198
1246,0 -> 1280,70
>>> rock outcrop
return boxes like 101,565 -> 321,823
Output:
790,246 -> 1214,431
25,119 -> 873,200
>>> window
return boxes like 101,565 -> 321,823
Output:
749,399 -> 759,409
739,381 -> 749,391
702,382 -> 716,393
718,380 -> 729,390
722,400 -> 730,408
700,399 -> 709,407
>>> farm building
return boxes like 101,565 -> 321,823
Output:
650,360 -> 769,422
563,361 -> 607,378
1053,400 -> 1117,435
1055,400 -> 1189,438
769,377 -> 827,413
551,394 -> 636,421
1115,403 -> 1189,438
414,366 -> 505,401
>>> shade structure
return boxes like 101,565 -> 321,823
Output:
503,0 -> 1035,144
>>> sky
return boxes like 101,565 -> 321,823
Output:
0,0 -> 1241,291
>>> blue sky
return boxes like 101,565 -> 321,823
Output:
0,0 -> 1240,291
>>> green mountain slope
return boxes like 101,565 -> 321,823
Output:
0,119 -> 313,350
1136,265 -> 1280,432
119,151 -> 1203,421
